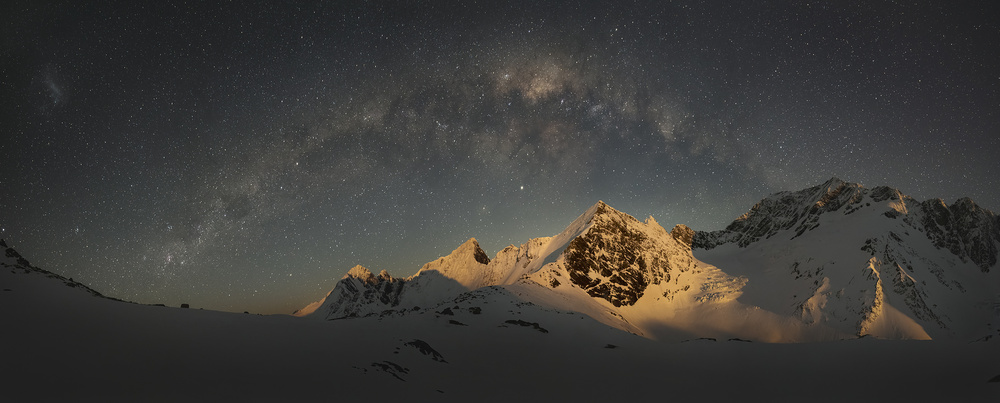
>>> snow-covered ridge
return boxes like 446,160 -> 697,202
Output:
692,178 -> 1000,340
694,177 -> 1000,272
298,201 -> 687,320
299,181 -> 999,341
2,239 -> 110,300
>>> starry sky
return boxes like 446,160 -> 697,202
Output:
2,1 -> 998,314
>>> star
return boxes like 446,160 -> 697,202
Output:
2,1 -> 996,314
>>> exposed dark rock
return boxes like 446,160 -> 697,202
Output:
371,361 -> 409,381
693,178 -> 1000,273
670,224 -> 695,248
473,243 -> 490,265
1,243 -> 110,300
318,266 -> 409,319
694,178 -> 865,249
563,203 -> 691,307
404,339 -> 447,363
504,319 -> 549,333
919,197 -> 999,272
448,319 -> 467,326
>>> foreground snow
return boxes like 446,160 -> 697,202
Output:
299,183 -> 1000,342
5,177 -> 1000,400
3,260 -> 999,401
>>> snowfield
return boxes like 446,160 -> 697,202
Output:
4,178 -> 1000,401
3,265 -> 998,401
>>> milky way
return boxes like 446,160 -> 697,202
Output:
2,1 -> 998,313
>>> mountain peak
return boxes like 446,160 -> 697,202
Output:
452,237 -> 490,265
584,200 -> 611,218
670,224 -> 695,247
344,265 -> 375,282
823,176 -> 845,187
586,200 -> 631,221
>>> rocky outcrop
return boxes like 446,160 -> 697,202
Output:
918,198 -> 1000,272
313,265 -> 407,319
306,238 -> 493,320
694,178 -> 867,248
1,239 -> 110,300
694,178 -> 1000,273
562,202 -> 695,307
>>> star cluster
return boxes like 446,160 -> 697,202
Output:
2,1 -> 997,313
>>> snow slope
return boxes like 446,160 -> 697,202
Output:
300,180 -> 1000,343
695,178 -> 1000,340
3,240 -> 999,401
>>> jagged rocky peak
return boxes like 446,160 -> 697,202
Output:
417,237 -> 490,274
3,238 -> 33,267
811,177 -> 863,208
670,224 -> 695,248
2,239 -> 109,300
918,195 -> 1000,272
694,178 -> 874,249
464,237 -> 491,265
694,177 -> 1000,272
344,264 -> 402,285
563,201 -> 695,307
345,265 -> 376,281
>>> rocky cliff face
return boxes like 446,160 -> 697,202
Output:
306,266 -> 406,318
695,177 -> 1000,273
298,185 -> 999,341
301,238 -> 493,320
917,197 -> 1000,272
693,178 -> 1000,339
560,202 -> 695,307
302,202 -> 700,318
693,178 -> 866,248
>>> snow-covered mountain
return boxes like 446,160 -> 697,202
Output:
5,185 -> 1000,401
6,235 -> 998,401
299,178 -> 1000,342
694,177 -> 1000,340
2,238 -> 115,301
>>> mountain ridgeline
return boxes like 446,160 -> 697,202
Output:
298,178 -> 1000,342
296,201 -> 698,319
694,178 -> 1000,272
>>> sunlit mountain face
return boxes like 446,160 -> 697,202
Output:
3,1 -> 998,316
3,178 -> 999,400
4,2 -> 1000,399
298,179 -> 1000,342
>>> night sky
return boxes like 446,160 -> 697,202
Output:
3,1 -> 998,314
